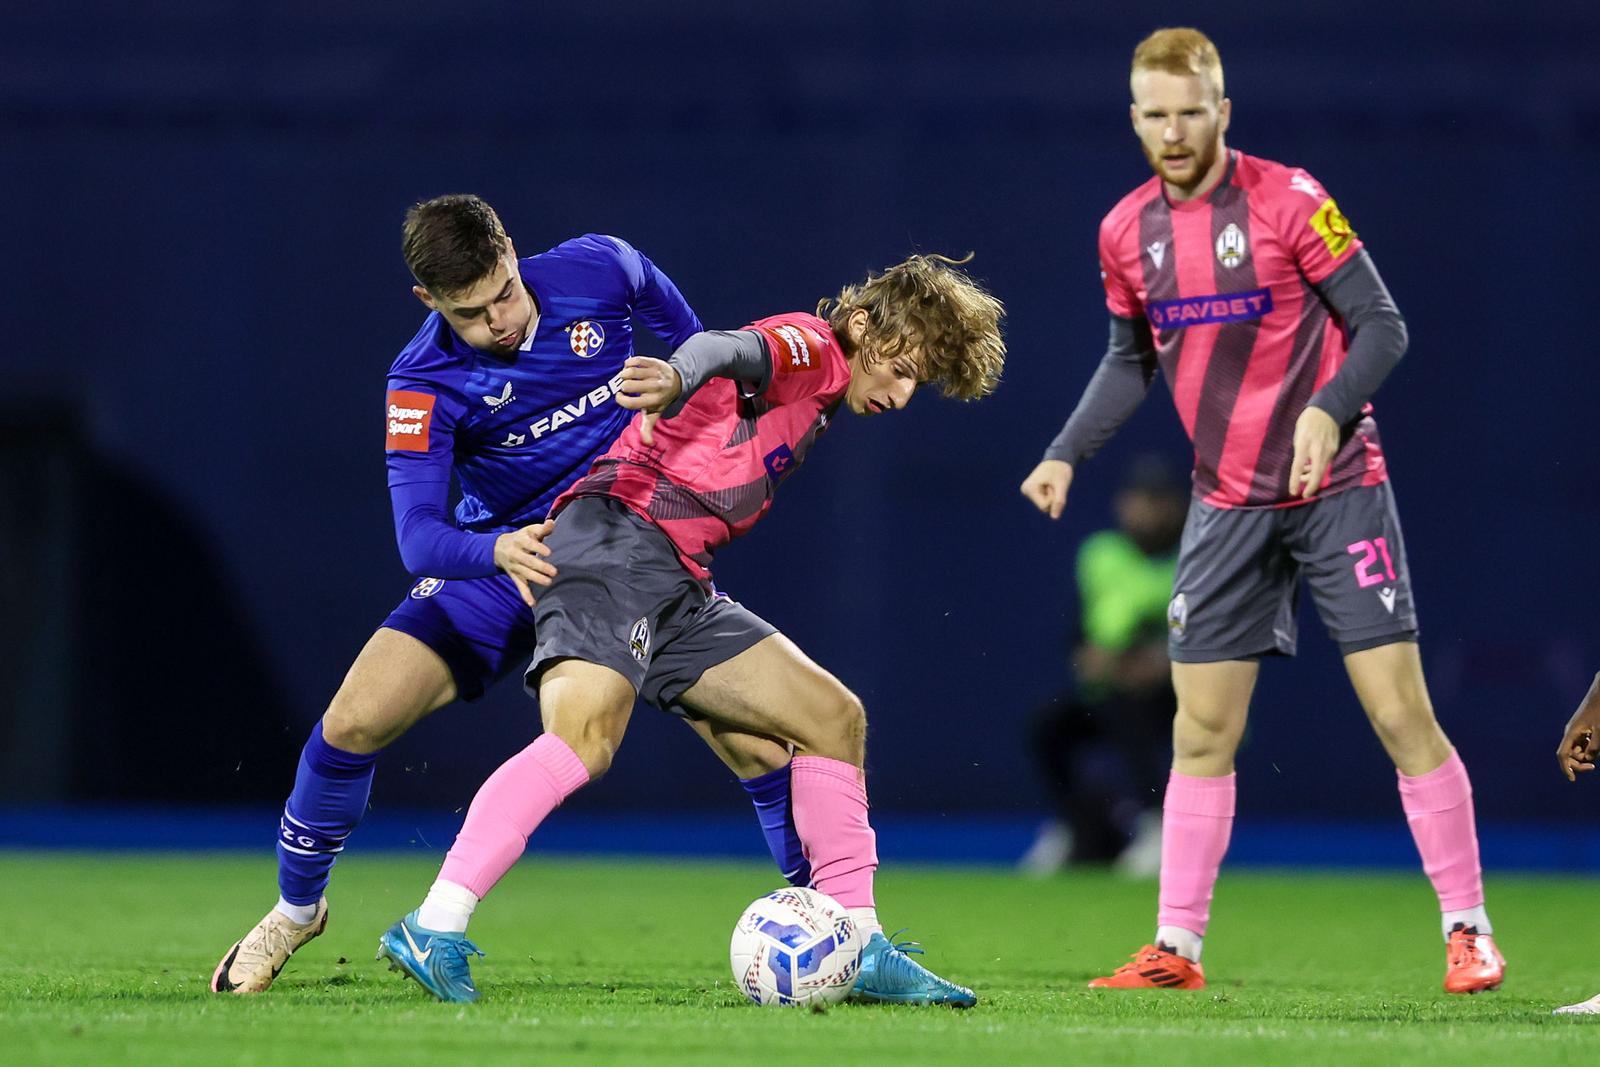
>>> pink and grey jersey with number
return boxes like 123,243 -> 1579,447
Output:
556,312 -> 849,580
1100,150 -> 1385,508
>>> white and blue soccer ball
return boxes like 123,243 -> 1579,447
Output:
729,887 -> 863,1007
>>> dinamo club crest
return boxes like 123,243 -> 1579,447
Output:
569,320 -> 605,358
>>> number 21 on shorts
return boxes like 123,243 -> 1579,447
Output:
1347,537 -> 1396,588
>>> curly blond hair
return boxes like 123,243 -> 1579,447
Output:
817,253 -> 1005,401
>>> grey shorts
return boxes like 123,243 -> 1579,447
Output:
1167,480 -> 1419,663
524,496 -> 777,714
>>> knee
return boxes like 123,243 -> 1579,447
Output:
551,713 -> 630,780
562,726 -> 623,779
1171,703 -> 1243,762
797,687 -> 867,759
321,699 -> 392,755
1364,697 -> 1437,748
829,690 -> 868,747
572,738 -> 618,779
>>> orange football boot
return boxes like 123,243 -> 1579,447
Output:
1444,925 -> 1505,994
1088,944 -> 1206,990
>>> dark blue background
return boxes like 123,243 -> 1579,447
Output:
3,1 -> 1596,832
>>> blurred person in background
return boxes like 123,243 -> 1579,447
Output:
1021,455 -> 1186,878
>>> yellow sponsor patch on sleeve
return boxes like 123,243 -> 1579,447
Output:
1309,197 -> 1357,258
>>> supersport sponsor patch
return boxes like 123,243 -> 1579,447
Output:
1308,197 -> 1357,258
762,323 -> 823,373
386,389 -> 436,451
1146,288 -> 1273,329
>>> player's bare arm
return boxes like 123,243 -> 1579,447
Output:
1020,459 -> 1075,519
1556,671 -> 1600,782
492,519 -> 557,607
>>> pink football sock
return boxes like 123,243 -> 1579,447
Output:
1156,770 -> 1236,938
437,733 -> 590,899
790,755 -> 878,910
1397,749 -> 1484,912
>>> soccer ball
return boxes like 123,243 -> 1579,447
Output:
729,887 -> 863,1007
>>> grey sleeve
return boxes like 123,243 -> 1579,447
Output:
1306,250 -> 1409,425
662,329 -> 773,417
1041,315 -> 1158,466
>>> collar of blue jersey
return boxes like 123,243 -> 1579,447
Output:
516,261 -> 546,353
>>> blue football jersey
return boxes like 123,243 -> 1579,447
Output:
384,234 -> 702,533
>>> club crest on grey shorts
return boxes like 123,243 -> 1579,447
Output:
524,496 -> 776,713
1168,480 -> 1418,663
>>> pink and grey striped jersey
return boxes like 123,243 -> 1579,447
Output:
1101,149 -> 1386,508
556,312 -> 849,580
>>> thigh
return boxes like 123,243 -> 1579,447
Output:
1168,497 -> 1299,662
1290,480 -> 1419,654
380,572 -> 539,701
642,593 -> 778,716
525,497 -> 708,696
680,716 -> 792,779
1169,658 -> 1258,773
675,633 -> 861,755
536,657 -> 638,777
1171,659 -> 1260,724
1343,638 -> 1431,714
323,626 -> 458,752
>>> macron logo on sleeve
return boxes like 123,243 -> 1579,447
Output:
386,390 -> 435,452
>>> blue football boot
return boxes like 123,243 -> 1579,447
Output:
851,931 -> 977,1007
376,911 -> 485,1003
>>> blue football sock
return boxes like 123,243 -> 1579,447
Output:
276,719 -> 378,906
741,763 -> 810,886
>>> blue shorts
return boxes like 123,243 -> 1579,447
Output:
381,573 -> 538,702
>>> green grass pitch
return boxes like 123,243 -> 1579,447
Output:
4,852 -> 1598,1065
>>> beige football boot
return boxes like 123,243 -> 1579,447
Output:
210,899 -> 329,994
